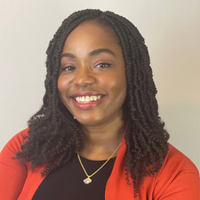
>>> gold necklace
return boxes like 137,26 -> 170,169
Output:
77,142 -> 122,184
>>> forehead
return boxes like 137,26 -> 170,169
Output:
62,21 -> 120,52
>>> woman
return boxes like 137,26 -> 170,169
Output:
0,9 -> 199,200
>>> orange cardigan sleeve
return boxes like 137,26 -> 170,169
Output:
0,129 -> 28,200
157,172 -> 199,200
152,144 -> 200,200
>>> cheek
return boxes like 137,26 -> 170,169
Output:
103,72 -> 127,103
113,80 -> 127,104
115,72 -> 127,102
57,77 -> 73,113
57,76 -> 69,99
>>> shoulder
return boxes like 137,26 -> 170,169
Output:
152,143 -> 199,199
151,144 -> 199,200
0,129 -> 31,200
0,128 -> 29,161
161,143 -> 199,174
156,143 -> 199,179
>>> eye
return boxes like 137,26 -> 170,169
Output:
95,63 -> 111,68
62,66 -> 76,71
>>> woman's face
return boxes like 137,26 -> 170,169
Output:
58,21 -> 127,127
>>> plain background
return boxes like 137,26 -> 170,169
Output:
0,0 -> 199,170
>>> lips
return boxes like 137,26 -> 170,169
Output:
70,92 -> 106,109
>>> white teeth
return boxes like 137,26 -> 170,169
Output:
86,96 -> 90,101
74,95 -> 103,103
90,96 -> 94,101
93,96 -> 97,101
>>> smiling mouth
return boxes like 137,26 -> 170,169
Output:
72,95 -> 105,104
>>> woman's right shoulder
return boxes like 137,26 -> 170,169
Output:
0,128 -> 29,160
0,128 -> 32,200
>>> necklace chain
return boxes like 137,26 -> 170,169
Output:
77,142 -> 122,184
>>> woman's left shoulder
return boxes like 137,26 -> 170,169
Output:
162,143 -> 199,173
151,143 -> 199,200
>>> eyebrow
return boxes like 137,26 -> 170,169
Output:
89,48 -> 116,57
61,48 -> 116,59
61,53 -> 75,59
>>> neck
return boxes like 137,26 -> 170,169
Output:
80,116 -> 125,160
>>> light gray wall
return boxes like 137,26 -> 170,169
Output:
0,0 -> 199,170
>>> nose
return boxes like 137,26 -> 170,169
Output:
73,66 -> 96,88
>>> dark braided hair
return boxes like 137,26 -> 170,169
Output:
15,9 -> 169,198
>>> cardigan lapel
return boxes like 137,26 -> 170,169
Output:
105,130 -> 136,200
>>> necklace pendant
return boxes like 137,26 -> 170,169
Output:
83,177 -> 92,184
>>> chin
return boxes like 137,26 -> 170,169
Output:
76,117 -> 103,127
77,120 -> 98,126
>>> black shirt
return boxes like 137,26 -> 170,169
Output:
32,154 -> 116,200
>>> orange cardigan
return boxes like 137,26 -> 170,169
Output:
0,128 -> 199,200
